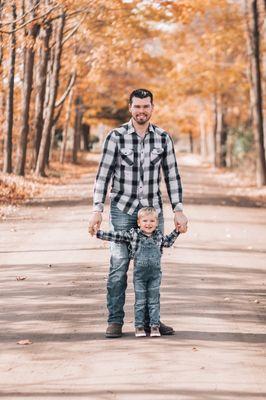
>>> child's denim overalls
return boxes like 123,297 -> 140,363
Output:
133,233 -> 162,327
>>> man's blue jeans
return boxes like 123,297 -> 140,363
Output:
107,200 -> 164,325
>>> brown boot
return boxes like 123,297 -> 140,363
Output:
106,323 -> 122,338
159,321 -> 175,335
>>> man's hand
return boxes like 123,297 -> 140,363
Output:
88,211 -> 102,236
174,211 -> 188,233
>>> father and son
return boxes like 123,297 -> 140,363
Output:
88,88 -> 188,338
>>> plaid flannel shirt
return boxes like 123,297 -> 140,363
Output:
93,119 -> 183,215
96,228 -> 179,259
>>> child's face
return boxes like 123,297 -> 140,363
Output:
137,212 -> 158,235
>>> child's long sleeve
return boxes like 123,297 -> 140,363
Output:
96,229 -> 132,244
161,230 -> 180,248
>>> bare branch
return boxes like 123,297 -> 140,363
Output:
55,70 -> 76,108
0,1 -> 39,26
50,8 -> 91,22
62,15 -> 86,46
0,4 -> 59,34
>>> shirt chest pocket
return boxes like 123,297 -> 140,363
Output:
150,147 -> 164,165
120,148 -> 134,166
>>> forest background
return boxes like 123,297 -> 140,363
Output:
0,0 -> 266,205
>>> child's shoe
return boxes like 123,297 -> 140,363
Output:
150,325 -> 161,337
135,327 -> 146,337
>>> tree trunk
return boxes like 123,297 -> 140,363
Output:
60,86 -> 74,164
226,130 -> 234,168
48,104 -> 64,164
82,123 -> 90,151
249,0 -> 266,186
212,95 -> 218,166
72,96 -> 83,163
213,96 -> 226,168
15,0 -> 40,176
32,21 -> 52,168
35,11 -> 65,176
188,131 -> 193,153
220,121 -> 227,168
199,112 -> 207,160
48,125 -> 56,163
0,0 -> 5,156
3,2 -> 16,173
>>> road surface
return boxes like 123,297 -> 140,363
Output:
0,155 -> 265,400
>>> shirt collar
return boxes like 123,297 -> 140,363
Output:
126,119 -> 155,135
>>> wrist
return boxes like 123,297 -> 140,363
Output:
174,202 -> 183,212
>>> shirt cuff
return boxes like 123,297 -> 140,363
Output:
174,203 -> 183,212
93,203 -> 104,212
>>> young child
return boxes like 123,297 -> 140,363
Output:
96,206 -> 179,338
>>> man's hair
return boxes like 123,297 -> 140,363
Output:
129,88 -> 153,105
137,206 -> 158,219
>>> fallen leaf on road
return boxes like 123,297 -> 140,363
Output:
16,276 -> 27,281
17,339 -> 32,345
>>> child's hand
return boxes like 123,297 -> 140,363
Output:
177,225 -> 187,234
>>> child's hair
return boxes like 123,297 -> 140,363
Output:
137,206 -> 158,219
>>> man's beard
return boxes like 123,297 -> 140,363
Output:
132,114 -> 151,125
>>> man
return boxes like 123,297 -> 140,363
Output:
89,88 -> 188,338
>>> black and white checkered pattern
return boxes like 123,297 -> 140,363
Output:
93,119 -> 183,215
96,228 -> 180,259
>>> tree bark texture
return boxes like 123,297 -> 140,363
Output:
32,21 -> 52,168
35,11 -> 65,176
60,86 -> 74,164
0,0 -> 5,155
249,0 -> 266,186
3,2 -> 16,173
72,95 -> 83,164
213,96 -> 227,168
15,0 -> 40,176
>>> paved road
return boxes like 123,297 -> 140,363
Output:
0,158 -> 265,400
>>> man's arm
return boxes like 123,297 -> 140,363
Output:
88,131 -> 117,235
93,131 -> 118,212
162,134 -> 188,232
96,230 -> 132,243
162,230 -> 180,248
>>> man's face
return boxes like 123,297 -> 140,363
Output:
129,96 -> 153,125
